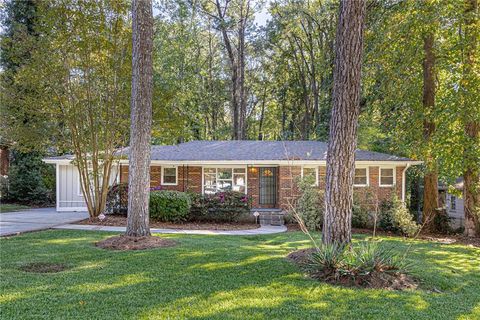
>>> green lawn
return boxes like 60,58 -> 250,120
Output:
0,203 -> 30,213
1,230 -> 479,320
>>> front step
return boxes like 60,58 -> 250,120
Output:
252,209 -> 285,226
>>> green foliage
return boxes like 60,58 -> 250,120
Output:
293,176 -> 323,231
433,210 -> 454,235
352,200 -> 370,229
304,241 -> 410,281
149,190 -> 192,222
3,151 -> 54,205
189,191 -> 251,223
0,0 -> 51,151
349,241 -> 410,275
379,195 -> 420,237
105,183 -> 128,215
304,243 -> 345,278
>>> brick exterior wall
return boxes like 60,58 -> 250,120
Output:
278,166 -> 301,210
119,165 -> 202,193
119,164 -> 405,210
277,165 -> 405,210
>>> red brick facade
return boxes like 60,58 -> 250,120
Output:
119,165 -> 202,193
119,164 -> 405,210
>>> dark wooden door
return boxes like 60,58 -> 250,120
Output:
259,167 -> 277,205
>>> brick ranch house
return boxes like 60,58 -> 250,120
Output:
44,140 -> 421,213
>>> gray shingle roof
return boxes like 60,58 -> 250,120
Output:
113,140 -> 413,162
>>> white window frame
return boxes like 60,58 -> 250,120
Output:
301,166 -> 319,187
201,165 -> 248,194
379,166 -> 396,187
353,166 -> 369,187
161,166 -> 178,186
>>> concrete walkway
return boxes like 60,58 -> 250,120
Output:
0,208 -> 89,237
53,223 -> 287,235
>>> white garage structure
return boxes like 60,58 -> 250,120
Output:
44,157 -> 119,212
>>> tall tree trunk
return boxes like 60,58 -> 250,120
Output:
258,84 -> 267,140
463,0 -> 480,237
0,146 -> 9,176
238,4 -> 246,140
322,0 -> 366,245
126,0 -> 153,237
421,33 -> 439,231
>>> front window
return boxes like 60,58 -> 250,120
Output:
379,168 -> 395,186
302,167 -> 318,186
162,166 -> 177,185
203,167 -> 246,194
354,168 -> 368,186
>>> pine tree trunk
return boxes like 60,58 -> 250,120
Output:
322,0 -> 366,245
463,0 -> 480,237
421,33 -> 439,231
126,0 -> 153,237
0,146 -> 9,176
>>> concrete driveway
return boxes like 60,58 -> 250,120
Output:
0,208 -> 89,237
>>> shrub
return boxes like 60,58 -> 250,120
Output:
149,190 -> 191,222
433,210 -> 453,234
352,200 -> 370,228
105,183 -> 128,215
189,191 -> 251,222
304,243 -> 346,279
293,176 -> 323,231
0,175 -> 8,200
303,241 -> 410,281
379,195 -> 419,236
4,151 -> 55,205
349,241 -> 410,274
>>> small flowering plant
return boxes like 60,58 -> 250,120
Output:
190,191 -> 252,222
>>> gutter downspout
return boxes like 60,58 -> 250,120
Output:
402,163 -> 411,203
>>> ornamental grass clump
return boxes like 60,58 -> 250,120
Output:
301,241 -> 413,288
289,212 -> 416,289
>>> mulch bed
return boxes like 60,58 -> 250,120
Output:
80,215 -> 259,231
96,235 -> 177,251
287,248 -> 418,291
285,224 -> 480,248
19,262 -> 70,273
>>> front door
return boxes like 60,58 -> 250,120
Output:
259,167 -> 277,206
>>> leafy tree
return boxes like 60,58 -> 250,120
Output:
0,0 -> 51,151
200,0 -> 257,140
264,0 -> 337,140
4,151 -> 54,205
363,0 -> 479,235
460,0 -> 479,236
9,0 -> 131,217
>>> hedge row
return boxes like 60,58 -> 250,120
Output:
105,183 -> 251,223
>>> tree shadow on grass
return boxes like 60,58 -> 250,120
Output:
0,230 -> 479,319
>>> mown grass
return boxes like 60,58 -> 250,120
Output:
0,203 -> 30,213
0,230 -> 479,319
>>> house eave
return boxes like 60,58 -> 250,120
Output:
44,158 -> 422,166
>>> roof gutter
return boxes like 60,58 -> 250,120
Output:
43,158 -> 423,166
